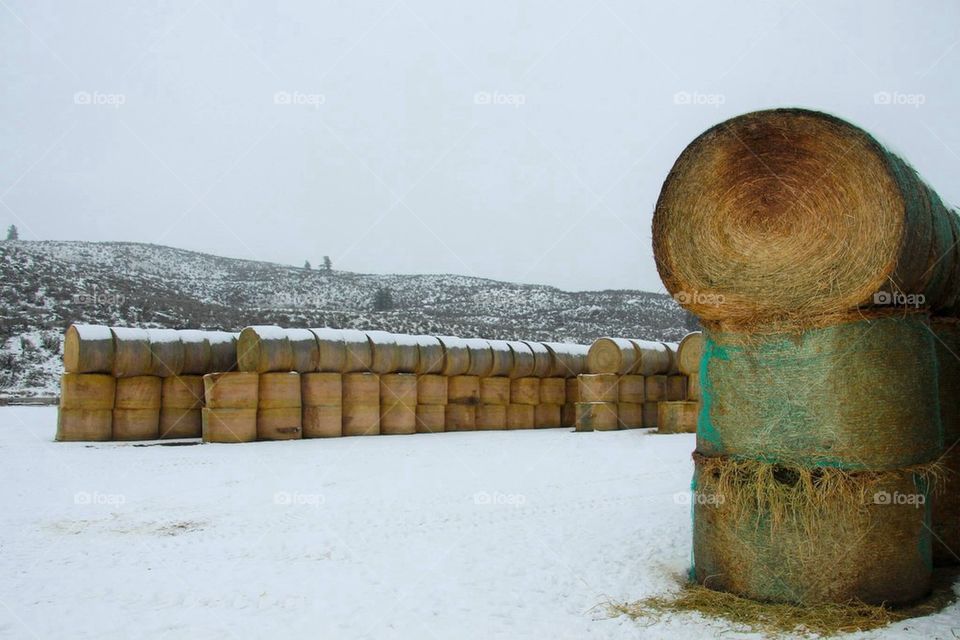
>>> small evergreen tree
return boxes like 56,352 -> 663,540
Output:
373,287 -> 395,311
6,225 -> 18,240
304,260 -> 311,270
322,256 -> 332,271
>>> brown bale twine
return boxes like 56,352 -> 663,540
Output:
202,372 -> 258,409
510,377 -> 539,405
258,372 -> 301,410
617,375 -> 645,404
178,330 -> 212,375
310,328 -> 347,372
535,404 -> 562,429
301,372 -> 342,406
393,334 -> 421,373
161,375 -> 204,409
654,108 -> 960,331
417,374 -> 448,405
539,378 -> 565,405
677,332 -> 704,375
341,329 -> 374,372
56,409 -> 112,441
445,404 -> 476,431
506,404 -> 535,430
60,373 -> 116,410
666,375 -> 688,401
692,452 -> 935,605
506,341 -> 536,378
479,377 -> 510,405
476,404 -> 507,430
415,404 -> 445,433
658,401 -> 698,433
436,336 -> 470,376
257,407 -> 302,440
113,408 -> 160,441
366,330 -> 399,374
465,338 -> 495,376
643,402 -> 659,429
63,324 -> 114,374
448,375 -> 480,405
285,329 -> 321,373
413,335 -> 445,374
578,374 -> 618,403
202,407 -> 257,443
238,326 -> 293,373
111,327 -> 152,377
159,408 -> 201,439
303,405 -> 342,438
146,329 -> 184,377
645,375 -> 668,403
524,341 -> 553,378
618,402 -> 644,429
487,340 -> 514,377
207,331 -> 239,373
543,342 -> 590,378
587,337 -> 639,374
115,376 -> 162,410
575,402 -> 618,431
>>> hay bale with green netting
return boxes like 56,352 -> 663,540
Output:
932,318 -> 960,566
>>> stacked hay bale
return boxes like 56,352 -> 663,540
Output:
56,371 -> 115,441
380,373 -> 417,435
301,372 -> 342,437
475,340 -> 512,430
202,372 -> 258,443
257,372 -> 302,440
659,332 -> 703,434
536,378 -> 564,428
575,373 -> 618,431
414,335 -> 447,433
159,374 -> 204,439
653,108 -> 956,603
617,374 -> 644,429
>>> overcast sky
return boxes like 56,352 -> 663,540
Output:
2,1 -> 958,293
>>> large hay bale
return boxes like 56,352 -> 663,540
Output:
617,375 -> 645,404
146,329 -> 184,378
677,331 -> 705,375
161,375 -> 204,410
445,404 -> 476,431
380,373 -> 417,435
342,330 -> 374,372
63,324 -> 114,374
202,372 -> 258,409
642,402 -> 659,429
509,377 -> 539,405
587,337 -> 639,374
437,336 -> 470,376
286,328 -> 321,373
561,403 -> 576,428
479,377 -> 510,405
543,342 -> 589,378
506,341 -> 536,378
535,404 -> 561,429
207,331 -> 238,373
258,372 -> 301,410
524,341 -> 553,378
692,453 -> 933,605
658,401 -> 698,433
666,375 -> 687,401
565,378 -> 579,403
301,372 -> 342,407
60,373 -> 116,410
539,378 -> 565,405
465,338 -> 495,377
257,407 -> 302,440
56,409 -> 112,441
416,374 -> 448,405
393,334 -> 420,373
476,404 -> 507,430
932,319 -> 960,566
366,330 -> 399,374
202,408 -> 257,443
178,330 -> 212,375
699,315 -> 941,470
617,402 -> 644,429
159,408 -> 202,439
303,405 -> 342,438
506,404 -> 534,430
113,408 -> 160,440
448,375 -> 480,405
342,372 -> 380,436
415,404 -> 445,433
578,374 -> 618,403
115,376 -> 162,410
653,109 -> 960,331
237,326 -> 293,373
631,340 -> 672,376
575,402 -> 617,431
645,375 -> 668,402
413,335 -> 445,374
310,328 -> 347,372
487,340 -> 514,377
110,327 -> 152,377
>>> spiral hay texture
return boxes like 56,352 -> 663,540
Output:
653,108 -> 960,331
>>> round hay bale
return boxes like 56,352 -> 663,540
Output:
237,326 -> 293,373
341,329 -> 373,372
202,372 -> 258,409
59,373 -> 116,410
301,372 -> 342,406
587,337 -> 639,375
465,338 -> 495,377
110,327 -> 152,377
342,372 -> 379,405
366,330 -> 399,374
487,340 -> 514,377
178,330 -> 212,375
658,401 -> 698,433
56,409 -> 112,441
687,372 -> 701,401
160,375 -> 204,409
523,341 -> 553,378
257,407 -> 302,440
380,373 -> 417,407
115,376 -> 162,410
393,334 -> 420,373
311,328 -> 347,372
617,375 -> 645,404
663,341 -> 680,375
381,402 -> 416,435
644,375 -> 668,403
146,329 -> 184,378
509,377 -> 539,405
692,453 -> 933,605
578,374 -> 618,403
207,331 -> 238,373
677,332 -> 705,375
617,402 -> 644,429
561,403 -> 576,428
416,374 -> 448,405
642,402 -> 659,429
63,324 -> 114,374
302,405 -> 342,438
159,408 -> 201,439
113,408 -> 160,441
543,342 -> 589,378
575,402 -> 618,431
666,375 -> 687,401
564,378 -> 579,403
479,377 -> 510,405
437,336 -> 470,376
632,340 -> 672,376
476,404 -> 507,430
445,404 -> 476,431
416,404 -> 445,433
535,404 -> 561,429
413,335 -> 444,374
286,329 -> 321,373
506,404 -> 534,430
653,108 -> 959,330
342,403 -> 380,436
700,315 -> 942,470
448,375 -> 480,405
932,319 -> 960,566
259,372 -> 301,409
202,407 -> 257,443
539,378 -> 565,405
506,341 -> 536,378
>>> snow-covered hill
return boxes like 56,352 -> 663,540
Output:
0,240 -> 695,397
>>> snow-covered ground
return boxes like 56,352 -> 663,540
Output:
1,407 -> 959,639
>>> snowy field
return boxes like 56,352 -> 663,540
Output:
2,407 -> 959,639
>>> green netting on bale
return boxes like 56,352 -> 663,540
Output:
690,453 -> 935,606
932,320 -> 960,566
697,315 -> 942,470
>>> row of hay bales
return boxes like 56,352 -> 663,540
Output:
653,108 -> 960,606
